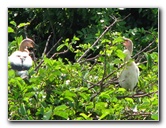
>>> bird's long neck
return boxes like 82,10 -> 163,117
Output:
123,49 -> 132,62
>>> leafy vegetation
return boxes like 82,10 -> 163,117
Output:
8,8 -> 158,120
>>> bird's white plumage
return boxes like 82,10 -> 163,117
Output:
8,38 -> 35,79
8,51 -> 32,71
118,39 -> 139,91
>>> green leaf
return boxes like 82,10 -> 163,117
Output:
54,104 -> 68,111
125,97 -> 134,104
99,109 -> 111,120
116,49 -> 126,61
8,27 -> 14,33
144,52 -> 153,69
73,35 -> 80,41
56,44 -> 65,51
19,103 -> 26,115
79,113 -> 92,120
16,36 -> 23,45
17,22 -> 30,28
151,114 -> 158,120
10,21 -> 16,26
43,109 -> 52,120
79,92 -> 89,101
118,88 -> 126,93
95,102 -> 107,110
53,105 -> 69,119
99,92 -> 110,99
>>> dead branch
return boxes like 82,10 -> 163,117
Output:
42,33 -> 52,58
133,40 -> 156,59
76,17 -> 119,63
50,49 -> 69,59
35,37 -> 63,72
117,90 -> 158,99
122,111 -> 152,120
46,37 -> 63,57
79,54 -> 101,64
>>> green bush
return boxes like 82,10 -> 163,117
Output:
8,8 -> 158,120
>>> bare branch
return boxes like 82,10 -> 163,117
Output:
35,37 -> 63,72
46,37 -> 63,57
133,40 -> 156,59
42,33 -> 52,58
79,54 -> 100,64
117,91 -> 158,99
50,49 -> 69,59
24,14 -> 36,38
77,18 -> 118,63
77,13 -> 131,63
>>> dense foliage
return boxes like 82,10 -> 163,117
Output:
8,8 -> 158,120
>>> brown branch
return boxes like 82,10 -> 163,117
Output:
24,14 -> 36,38
42,33 -> 52,58
122,111 -> 152,119
146,46 -> 158,53
34,37 -> 63,72
133,40 -> 156,59
133,30 -> 157,60
117,91 -> 158,99
50,49 -> 69,59
76,17 -> 119,63
79,54 -> 101,64
46,37 -> 63,57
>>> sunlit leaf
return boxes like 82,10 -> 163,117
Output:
43,109 -> 52,120
8,27 -> 14,33
10,21 -> 17,26
100,109 -> 111,120
125,97 -> 134,104
116,49 -> 126,61
17,22 -> 30,28
151,114 -> 158,120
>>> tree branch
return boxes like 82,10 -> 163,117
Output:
76,18 -> 118,63
42,33 -> 52,58
35,37 -> 63,72
117,91 -> 158,99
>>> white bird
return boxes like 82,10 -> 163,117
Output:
8,38 -> 35,79
118,38 -> 140,91
8,51 -> 33,71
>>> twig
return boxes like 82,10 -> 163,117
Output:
79,54 -> 100,64
76,17 -> 118,63
133,30 -> 157,60
117,90 -> 158,99
77,14 -> 131,63
46,37 -> 63,56
122,111 -> 152,119
50,49 -> 69,59
133,40 -> 156,59
42,33 -> 52,58
24,14 -> 36,38
35,37 -> 63,72
146,46 -> 158,53
34,49 -> 68,72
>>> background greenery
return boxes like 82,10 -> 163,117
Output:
8,8 -> 158,120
